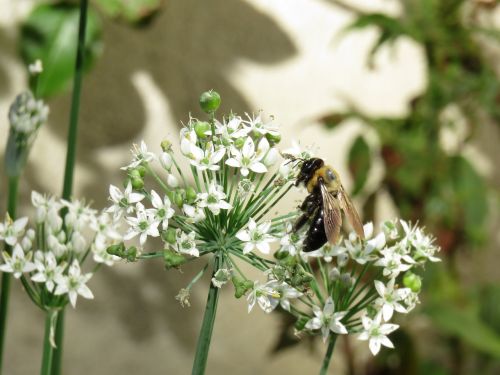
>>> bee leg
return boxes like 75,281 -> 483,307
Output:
293,193 -> 320,232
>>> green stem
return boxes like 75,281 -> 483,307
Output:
0,175 -> 19,374
319,334 -> 338,375
191,253 -> 222,375
53,1 -> 89,373
40,311 -> 55,375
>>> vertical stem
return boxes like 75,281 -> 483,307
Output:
319,334 -> 338,375
0,175 -> 19,374
52,1 -> 89,373
191,253 -> 222,375
40,311 -> 54,375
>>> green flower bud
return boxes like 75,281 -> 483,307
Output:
232,277 -> 254,298
186,186 -> 197,204
107,242 -> 125,257
266,132 -> 281,145
129,169 -> 141,179
161,140 -> 172,152
174,189 -> 185,207
274,251 -> 289,260
234,137 -> 245,149
403,272 -> 422,293
136,165 -> 147,177
162,228 -> 177,244
194,121 -> 211,138
163,249 -> 187,269
199,90 -> 221,113
131,177 -> 144,190
294,316 -> 309,331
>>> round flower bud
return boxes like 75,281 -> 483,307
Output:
294,316 -> 309,331
136,166 -> 147,177
186,186 -> 197,204
167,174 -> 179,188
174,191 -> 184,207
160,152 -> 173,171
131,177 -> 144,190
107,243 -> 126,257
337,253 -> 349,267
265,132 -> 281,145
129,169 -> 141,179
329,267 -> 340,281
403,272 -> 422,293
125,246 -> 138,262
163,249 -> 187,269
194,121 -> 211,138
199,90 -> 221,113
232,277 -> 254,298
340,273 -> 353,287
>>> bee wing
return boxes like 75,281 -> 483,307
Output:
320,183 -> 342,244
338,186 -> 365,240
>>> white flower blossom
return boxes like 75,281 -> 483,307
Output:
247,280 -> 280,313
305,297 -> 348,342
107,182 -> 145,220
267,281 -> 302,312
150,190 -> 175,230
243,113 -> 279,137
31,251 -> 65,292
187,141 -> 226,171
54,260 -> 94,308
0,244 -> 36,278
124,203 -> 160,246
182,204 -> 206,223
211,268 -> 232,288
175,230 -> 199,257
374,279 -> 411,321
226,137 -> 269,176
197,182 -> 232,215
358,313 -> 399,355
236,218 -> 275,255
31,192 -> 62,223
122,141 -> 156,170
375,249 -> 412,278
0,216 -> 28,246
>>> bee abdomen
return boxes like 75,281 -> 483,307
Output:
303,208 -> 327,252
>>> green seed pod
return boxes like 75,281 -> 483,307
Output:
274,251 -> 289,260
129,169 -> 141,179
194,121 -> 211,138
163,249 -> 187,269
186,186 -> 197,204
199,90 -> 221,113
125,246 -> 138,262
403,272 -> 422,293
131,176 -> 144,190
162,228 -> 177,244
232,277 -> 254,298
136,165 -> 147,177
265,132 -> 281,145
106,243 -> 125,257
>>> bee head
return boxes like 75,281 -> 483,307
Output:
295,158 -> 324,187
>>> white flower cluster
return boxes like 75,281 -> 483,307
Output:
271,219 -> 440,356
0,192 -> 122,308
8,91 -> 49,135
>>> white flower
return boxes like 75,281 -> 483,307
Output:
247,280 -> 280,313
54,260 -> 94,308
358,313 -> 399,355
307,243 -> 347,263
166,174 -> 179,188
197,183 -> 232,215
375,249 -> 412,278
211,268 -> 232,288
180,128 -> 197,156
236,218 -> 275,255
159,152 -> 173,171
345,222 -> 382,264
150,190 -> 175,230
107,182 -> 145,220
124,203 -> 160,246
92,241 -> 120,266
31,191 -> 62,223
305,297 -> 348,342
62,198 -> 96,231
237,179 -> 254,199
402,221 -> 440,263
215,117 -> 249,144
175,230 -> 199,257
182,204 -> 206,223
226,137 -> 268,176
266,281 -> 302,312
31,251 -> 65,292
90,212 -> 122,246
8,91 -> 48,134
0,216 -> 28,246
69,231 -> 87,253
243,113 -> 279,137
374,279 -> 411,321
279,222 -> 303,256
122,141 -> 156,170
187,141 -> 226,171
381,219 -> 399,240
0,244 -> 36,278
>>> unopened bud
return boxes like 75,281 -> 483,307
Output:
163,249 -> 187,269
403,272 -> 422,293
194,121 -> 211,138
199,90 -> 221,114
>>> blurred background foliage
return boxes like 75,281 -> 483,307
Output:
5,0 -> 500,374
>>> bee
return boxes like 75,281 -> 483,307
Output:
290,157 -> 365,252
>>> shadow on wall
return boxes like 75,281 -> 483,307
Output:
40,0 -> 297,208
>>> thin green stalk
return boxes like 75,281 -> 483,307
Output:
191,253 -> 222,375
53,1 -> 89,373
40,311 -> 55,375
319,334 -> 338,375
0,175 -> 19,373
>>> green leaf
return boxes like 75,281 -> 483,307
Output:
20,2 -> 102,98
426,304 -> 500,358
347,135 -> 371,196
94,0 -> 163,24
